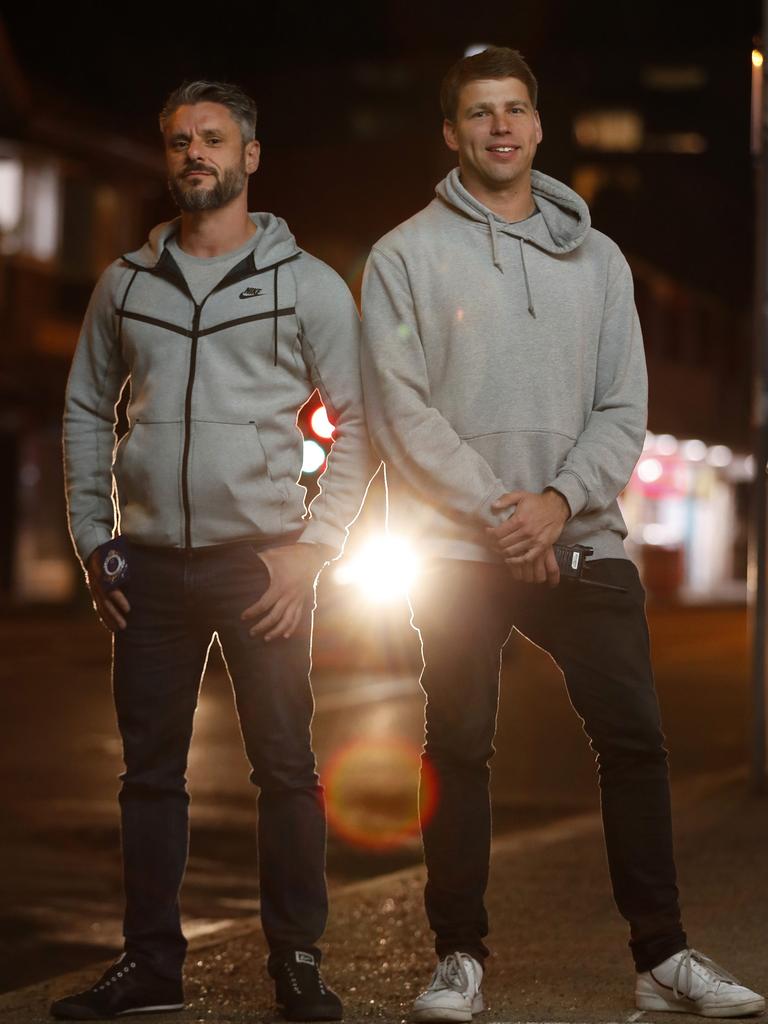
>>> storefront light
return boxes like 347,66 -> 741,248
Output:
656,434 -> 678,456
707,445 -> 732,468
0,157 -> 22,233
681,439 -> 707,461
637,457 -> 663,483
642,523 -> 681,546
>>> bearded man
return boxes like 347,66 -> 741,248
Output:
54,80 -> 372,1022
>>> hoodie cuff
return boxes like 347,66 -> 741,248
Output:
299,521 -> 347,561
75,525 -> 115,573
546,471 -> 588,519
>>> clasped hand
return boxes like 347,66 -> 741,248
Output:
485,489 -> 570,586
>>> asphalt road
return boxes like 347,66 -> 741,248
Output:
0,591 -> 752,994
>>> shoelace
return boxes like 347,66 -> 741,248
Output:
92,960 -> 138,992
431,953 -> 470,993
672,949 -> 741,1000
281,960 -> 327,996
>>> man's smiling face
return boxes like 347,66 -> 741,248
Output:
443,77 -> 542,197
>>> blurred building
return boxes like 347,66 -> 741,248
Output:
0,23 -> 164,602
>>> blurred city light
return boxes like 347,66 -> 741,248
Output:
24,164 -> 59,261
707,444 -> 733,468
310,405 -> 335,439
334,533 -> 421,603
642,65 -> 708,90
681,439 -> 707,461
637,457 -> 664,483
573,109 -> 644,152
642,522 -> 682,546
656,434 -> 678,456
301,439 -> 326,474
0,157 -> 22,233
753,48 -> 764,68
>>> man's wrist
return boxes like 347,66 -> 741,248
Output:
295,541 -> 334,571
543,487 -> 571,523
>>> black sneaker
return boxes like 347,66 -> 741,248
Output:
273,951 -> 343,1021
49,956 -> 184,1020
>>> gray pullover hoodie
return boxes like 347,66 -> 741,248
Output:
361,168 -> 647,563
64,212 -> 375,566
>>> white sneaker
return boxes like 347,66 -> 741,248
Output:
635,948 -> 765,1017
411,952 -> 484,1022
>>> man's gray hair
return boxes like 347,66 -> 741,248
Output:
159,80 -> 258,143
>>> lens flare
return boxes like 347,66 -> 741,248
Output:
334,534 -> 421,602
324,736 -> 438,850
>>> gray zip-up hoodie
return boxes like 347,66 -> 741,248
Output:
64,212 -> 375,566
361,168 -> 647,562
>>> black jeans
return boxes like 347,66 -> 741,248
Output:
408,558 -> 687,973
112,541 -> 327,981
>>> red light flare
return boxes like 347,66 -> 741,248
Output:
310,404 -> 335,440
323,736 -> 438,851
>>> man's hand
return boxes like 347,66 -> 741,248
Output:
241,543 -> 332,642
507,546 -> 561,587
85,549 -> 131,631
486,489 -> 570,581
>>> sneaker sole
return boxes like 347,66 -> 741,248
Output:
277,1003 -> 343,1022
411,994 -> 484,1023
51,1003 -> 184,1020
636,993 -> 766,1018
411,1010 -> 473,1023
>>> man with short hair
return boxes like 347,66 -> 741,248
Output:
54,80 -> 373,1021
362,47 -> 763,1022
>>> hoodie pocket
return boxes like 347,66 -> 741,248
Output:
187,420 -> 286,541
113,420 -> 185,542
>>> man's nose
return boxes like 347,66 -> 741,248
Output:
187,137 -> 204,161
490,115 -> 512,134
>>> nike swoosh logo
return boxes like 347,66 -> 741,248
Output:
239,287 -> 263,299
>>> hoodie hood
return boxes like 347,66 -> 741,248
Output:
436,167 -> 590,255
123,211 -> 301,270
435,168 -> 591,317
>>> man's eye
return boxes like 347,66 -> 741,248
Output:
208,138 -> 221,144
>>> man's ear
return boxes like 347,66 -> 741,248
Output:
245,139 -> 261,174
443,119 -> 459,152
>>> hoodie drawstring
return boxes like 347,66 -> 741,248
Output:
485,213 -> 536,318
519,237 -> 536,318
486,213 -> 502,273
273,264 -> 280,366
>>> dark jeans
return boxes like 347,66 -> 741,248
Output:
112,540 -> 327,981
408,558 -> 687,974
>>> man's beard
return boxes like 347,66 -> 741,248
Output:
168,158 -> 247,212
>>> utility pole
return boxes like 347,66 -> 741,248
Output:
750,20 -> 768,793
